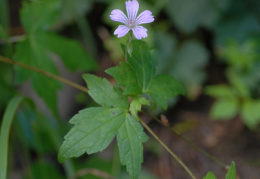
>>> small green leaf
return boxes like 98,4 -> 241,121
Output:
146,74 -> 185,110
227,71 -> 250,98
58,107 -> 126,162
241,100 -> 260,129
210,99 -> 239,120
117,114 -> 148,179
105,62 -> 142,95
203,172 -> 217,179
82,74 -> 129,109
130,97 -> 150,118
225,161 -> 236,179
128,40 -> 157,91
205,85 -> 236,99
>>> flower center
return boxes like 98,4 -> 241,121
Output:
128,19 -> 136,28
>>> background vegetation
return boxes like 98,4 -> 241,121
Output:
0,0 -> 260,178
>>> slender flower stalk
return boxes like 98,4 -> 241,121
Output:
110,0 -> 154,39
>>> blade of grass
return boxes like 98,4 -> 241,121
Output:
0,96 -> 24,179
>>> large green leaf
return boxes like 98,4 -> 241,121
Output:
13,33 -> 97,116
58,107 -> 126,162
21,0 -> 60,33
105,62 -> 142,95
37,32 -> 97,71
225,161 -> 236,179
107,41 -> 184,110
83,74 -> 129,109
127,40 -> 157,91
13,39 -> 62,116
117,114 -> 148,179
146,74 -> 185,110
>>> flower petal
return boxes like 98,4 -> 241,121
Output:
132,26 -> 148,39
114,25 -> 130,38
136,10 -> 154,25
126,0 -> 139,21
110,9 -> 128,24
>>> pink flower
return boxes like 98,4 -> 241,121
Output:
110,0 -> 154,40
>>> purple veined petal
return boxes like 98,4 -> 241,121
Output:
114,25 -> 130,38
136,10 -> 154,25
132,26 -> 148,39
110,9 -> 128,25
126,0 -> 139,22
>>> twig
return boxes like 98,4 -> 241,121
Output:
0,56 -> 88,93
139,119 -> 197,179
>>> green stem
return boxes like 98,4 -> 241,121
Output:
139,119 -> 197,179
125,31 -> 133,62
0,56 -> 89,93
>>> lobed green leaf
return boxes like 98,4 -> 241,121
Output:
117,114 -> 149,179
106,62 -> 142,95
58,107 -> 126,162
146,74 -> 185,110
127,40 -> 157,91
82,74 -> 129,109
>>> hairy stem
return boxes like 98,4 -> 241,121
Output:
0,56 -> 88,93
139,119 -> 197,179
